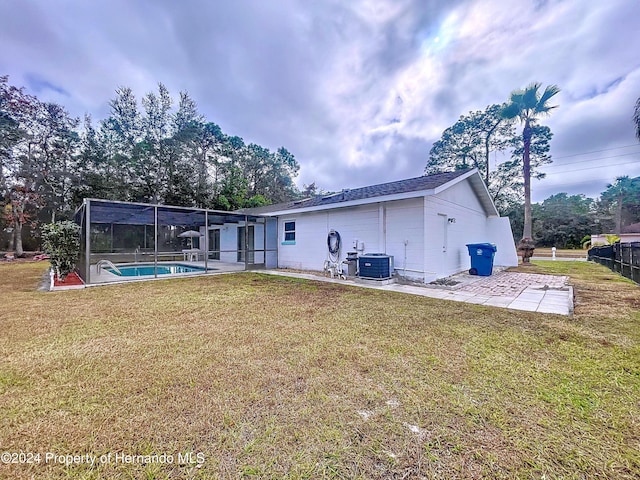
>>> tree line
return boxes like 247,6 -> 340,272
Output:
1,76 -> 301,255
506,177 -> 640,249
3,75 -> 639,255
427,82 -> 640,248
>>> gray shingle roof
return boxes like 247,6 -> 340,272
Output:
621,222 -> 640,234
241,169 -> 473,215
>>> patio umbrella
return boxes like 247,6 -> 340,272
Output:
178,230 -> 201,248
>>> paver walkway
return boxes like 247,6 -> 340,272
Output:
457,271 -> 567,296
262,269 -> 574,316
436,271 -> 572,315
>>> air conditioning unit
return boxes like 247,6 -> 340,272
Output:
358,254 -> 394,279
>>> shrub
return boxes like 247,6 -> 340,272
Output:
41,221 -> 81,280
605,234 -> 621,245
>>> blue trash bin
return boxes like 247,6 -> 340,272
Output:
466,243 -> 497,276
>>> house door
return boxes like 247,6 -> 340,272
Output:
209,229 -> 220,260
237,225 -> 255,263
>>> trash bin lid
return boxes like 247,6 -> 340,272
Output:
466,243 -> 497,251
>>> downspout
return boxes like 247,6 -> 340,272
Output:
378,203 -> 386,253
423,196 -> 429,282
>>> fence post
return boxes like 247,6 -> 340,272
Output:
633,244 -> 636,283
632,242 -> 640,284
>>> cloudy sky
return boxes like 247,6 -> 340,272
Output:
2,0 -> 640,202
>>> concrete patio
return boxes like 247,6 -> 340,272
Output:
262,268 -> 574,316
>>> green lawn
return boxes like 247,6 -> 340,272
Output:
0,261 -> 638,479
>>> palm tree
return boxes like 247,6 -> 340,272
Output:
502,82 -> 560,241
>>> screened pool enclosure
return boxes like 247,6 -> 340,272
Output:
74,199 -> 278,285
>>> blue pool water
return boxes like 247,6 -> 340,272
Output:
108,263 -> 206,277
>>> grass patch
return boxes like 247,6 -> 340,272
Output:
0,261 -> 638,479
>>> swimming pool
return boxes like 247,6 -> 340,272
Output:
107,263 -> 207,277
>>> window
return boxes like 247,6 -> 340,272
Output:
283,221 -> 296,244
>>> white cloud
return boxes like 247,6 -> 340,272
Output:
1,0 -> 639,198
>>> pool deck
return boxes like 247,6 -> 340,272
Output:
81,261 -> 245,285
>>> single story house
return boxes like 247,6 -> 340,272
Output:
243,168 -> 518,282
591,233 -> 640,245
76,169 -> 517,285
591,223 -> 640,245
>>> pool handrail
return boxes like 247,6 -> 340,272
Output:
96,259 -> 122,276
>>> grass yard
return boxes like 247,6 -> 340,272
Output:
0,261 -> 638,479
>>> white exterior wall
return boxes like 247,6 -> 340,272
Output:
277,198 -> 425,278
265,218 -> 278,268
277,204 -> 381,271
486,217 -> 518,266
252,223 -> 265,264
274,176 -> 517,281
424,180 -> 488,281
219,223 -> 239,263
384,198 -> 424,280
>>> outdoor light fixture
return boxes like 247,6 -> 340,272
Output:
448,218 -> 456,224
